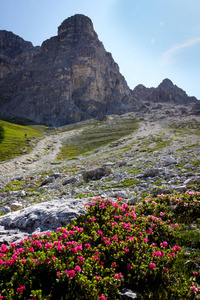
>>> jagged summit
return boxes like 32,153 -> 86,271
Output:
58,14 -> 96,39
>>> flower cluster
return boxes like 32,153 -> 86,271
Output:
0,194 -> 199,299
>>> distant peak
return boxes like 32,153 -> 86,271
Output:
158,78 -> 174,88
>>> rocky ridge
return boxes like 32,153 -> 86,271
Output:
0,14 -> 199,126
132,78 -> 198,106
0,104 -> 199,245
0,30 -> 40,78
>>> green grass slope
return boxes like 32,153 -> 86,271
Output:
0,120 -> 44,162
58,118 -> 139,160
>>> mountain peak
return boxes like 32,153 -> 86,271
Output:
0,15 -> 134,126
158,78 -> 174,88
58,14 -> 96,40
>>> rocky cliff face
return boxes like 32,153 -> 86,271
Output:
0,15 -> 137,126
132,79 -> 198,105
0,30 -> 40,78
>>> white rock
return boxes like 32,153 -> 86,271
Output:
0,198 -> 87,234
164,156 -> 177,165
183,164 -> 193,169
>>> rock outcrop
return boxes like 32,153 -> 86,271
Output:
0,30 -> 40,78
0,14 -> 137,126
0,198 -> 87,244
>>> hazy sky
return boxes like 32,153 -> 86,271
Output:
1,0 -> 200,99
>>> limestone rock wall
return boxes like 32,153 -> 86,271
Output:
0,15 -> 137,126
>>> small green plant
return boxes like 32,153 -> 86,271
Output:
0,125 -> 5,143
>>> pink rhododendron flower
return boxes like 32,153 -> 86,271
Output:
163,267 -> 168,273
112,263 -> 117,267
111,236 -> 119,242
160,212 -> 164,216
77,256 -> 85,263
104,240 -> 111,245
160,241 -> 168,247
45,243 -> 53,249
4,259 -> 15,266
67,270 -> 75,278
60,234 -> 68,240
114,272 -> 122,279
74,265 -> 81,272
143,238 -> 148,244
98,295 -> 106,300
17,286 -> 25,293
172,245 -> 181,251
150,263 -> 156,270
0,244 -> 9,253
21,258 -> 25,264
57,245 -> 65,251
73,226 -> 83,232
131,212 -> 137,219
127,263 -> 133,271
27,247 -> 34,253
111,222 -> 118,226
92,256 -> 100,261
190,285 -> 199,292
193,271 -> 198,276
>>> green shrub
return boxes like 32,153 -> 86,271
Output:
0,193 -> 200,299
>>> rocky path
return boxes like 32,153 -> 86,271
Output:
0,128 -> 84,185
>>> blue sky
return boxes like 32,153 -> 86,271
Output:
0,0 -> 200,99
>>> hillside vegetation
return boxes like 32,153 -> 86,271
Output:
0,120 -> 44,161
0,193 -> 200,299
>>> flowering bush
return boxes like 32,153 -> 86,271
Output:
0,194 -> 199,299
